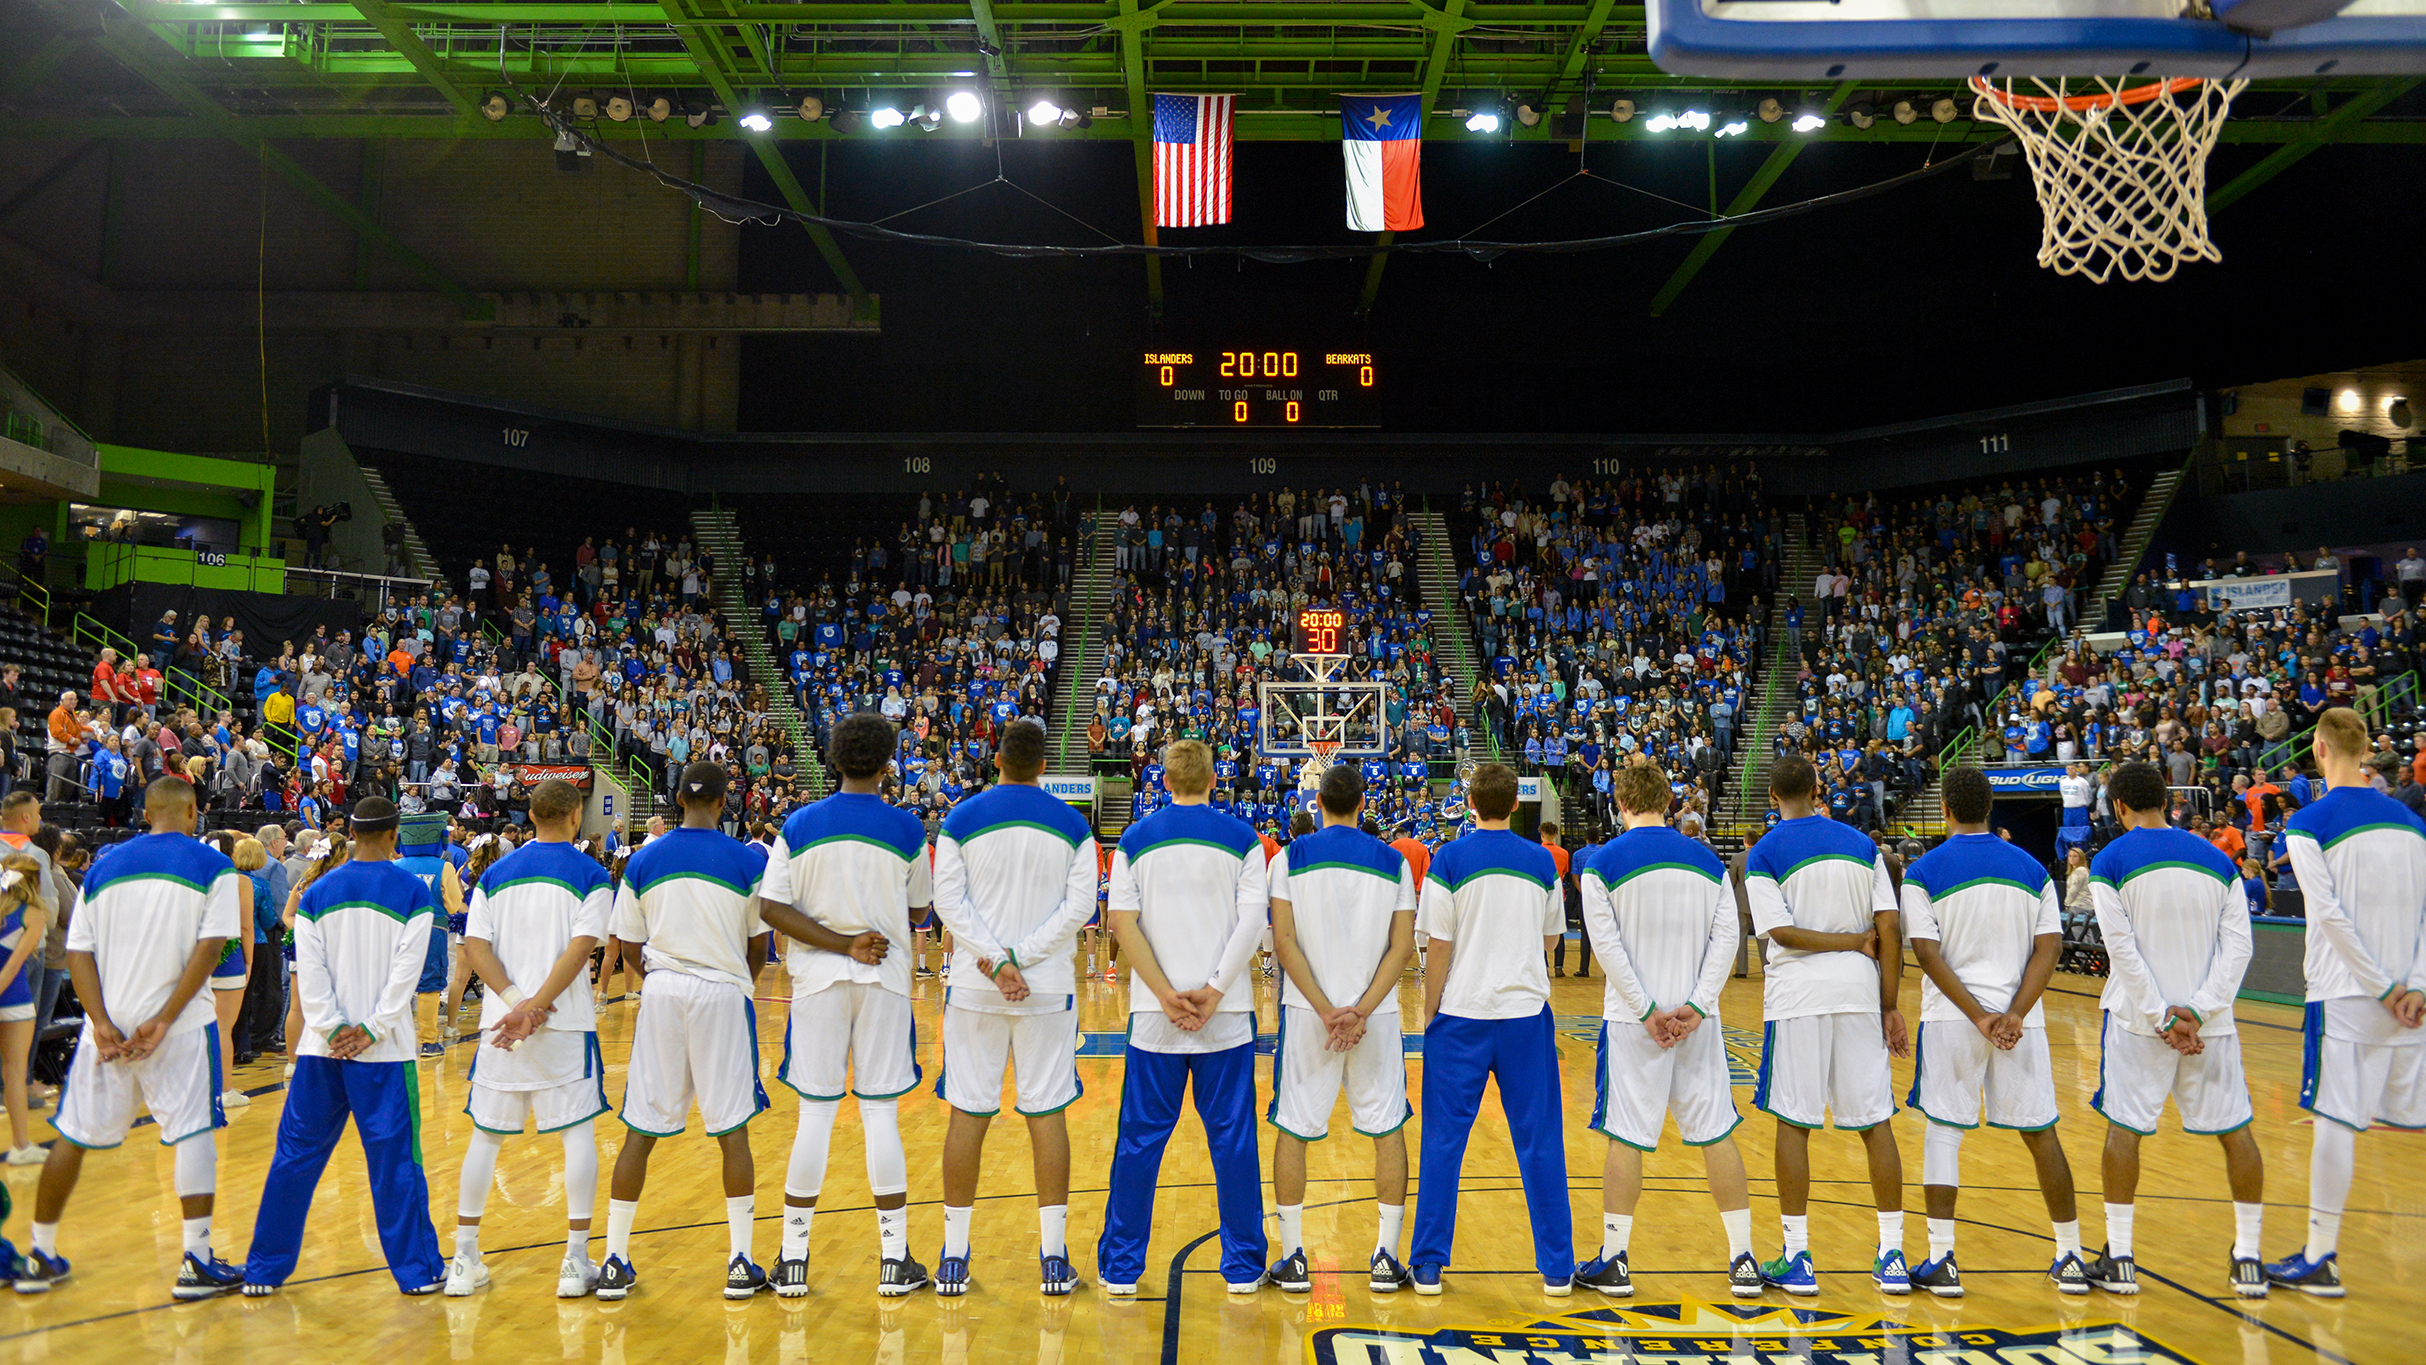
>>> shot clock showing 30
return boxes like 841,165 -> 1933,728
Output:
1137,346 -> 1380,427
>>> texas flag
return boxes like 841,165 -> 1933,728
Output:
1342,94 -> 1424,232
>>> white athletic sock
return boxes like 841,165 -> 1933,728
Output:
454,1223 -> 481,1260
1602,1214 -> 1633,1260
2307,1119 -> 2356,1260
1376,1202 -> 1405,1256
1719,1208 -> 1752,1261
728,1194 -> 756,1260
30,1222 -> 57,1256
2052,1219 -> 2082,1258
1781,1214 -> 1809,1257
1277,1204 -> 1304,1256
183,1216 -> 212,1258
606,1199 -> 639,1259
1926,1218 -> 1955,1261
1039,1204 -> 1068,1259
781,1204 -> 815,1260
562,1122 -> 598,1225
878,1207 -> 909,1262
943,1205 -> 973,1259
2233,1202 -> 2264,1260
457,1128 -> 505,1222
568,1226 -> 591,1261
1878,1210 -> 1904,1257
2103,1203 -> 2134,1258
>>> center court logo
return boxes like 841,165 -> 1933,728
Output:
1304,1300 -> 2203,1365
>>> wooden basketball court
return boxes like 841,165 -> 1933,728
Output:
0,966 -> 2409,1365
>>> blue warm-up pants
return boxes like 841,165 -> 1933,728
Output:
244,1057 -> 446,1291
1410,1006 -> 1574,1282
1096,1037 -> 1268,1287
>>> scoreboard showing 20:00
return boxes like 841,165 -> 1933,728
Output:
1137,346 -> 1379,427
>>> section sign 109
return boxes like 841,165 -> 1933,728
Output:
1137,347 -> 1379,427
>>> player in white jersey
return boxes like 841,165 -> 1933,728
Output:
1265,763 -> 1418,1295
17,779 -> 242,1300
598,762 -> 776,1303
930,718 -> 1099,1297
1900,766 -> 2087,1300
1743,754 -> 1910,1297
2266,709 -> 2426,1297
2086,760 -> 2266,1300
757,713 -> 931,1299
444,778 -> 615,1299
1096,740 -> 1270,1297
1573,759 -> 1761,1300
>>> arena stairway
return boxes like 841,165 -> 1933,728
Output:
1408,507 -> 1493,762
2087,452 -> 2192,626
691,503 -> 826,802
354,464 -> 437,582
1046,509 -> 1117,775
1726,513 -> 1819,835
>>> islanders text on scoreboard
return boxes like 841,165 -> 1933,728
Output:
1137,348 -> 1381,428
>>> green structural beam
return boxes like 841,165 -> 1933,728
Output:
2209,77 -> 2423,213
1117,0 -> 1162,316
56,0 -> 491,318
660,0 -> 873,312
347,0 -> 482,116
1,32 -> 88,104
1646,81 -> 1854,318
1355,0 -> 1467,316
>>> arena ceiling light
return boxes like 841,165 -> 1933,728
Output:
1609,97 -> 1636,123
798,94 -> 826,122
909,102 -> 943,131
1465,108 -> 1501,133
737,106 -> 775,133
1646,108 -> 1711,133
2390,398 -> 2414,427
645,95 -> 672,123
869,106 -> 907,130
1931,96 -> 1960,123
604,94 -> 632,122
945,90 -> 982,123
1846,96 -> 1877,129
1028,98 -> 1063,126
572,96 -> 598,119
480,92 -> 510,122
1792,112 -> 1828,132
1756,97 -> 1785,123
1514,101 -> 1543,127
1892,98 -> 1919,125
683,98 -> 717,129
1714,118 -> 1750,137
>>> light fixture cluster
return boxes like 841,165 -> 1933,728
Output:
1443,88 -> 1969,138
1026,98 -> 1094,129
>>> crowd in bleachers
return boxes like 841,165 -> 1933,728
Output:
1451,467 -> 1778,832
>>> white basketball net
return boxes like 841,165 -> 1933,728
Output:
1969,75 -> 2247,284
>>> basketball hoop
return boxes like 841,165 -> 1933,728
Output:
1309,739 -> 1341,774
1969,74 -> 2247,284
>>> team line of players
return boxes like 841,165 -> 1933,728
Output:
8,707 -> 2422,1307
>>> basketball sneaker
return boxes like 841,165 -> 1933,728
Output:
1411,1263 -> 1443,1296
1040,1252 -> 1080,1296
773,1255 -> 810,1299
13,1249 -> 68,1294
443,1251 -> 490,1297
401,1279 -> 444,1297
596,1253 -> 639,1301
1761,1251 -> 1818,1297
1269,1249 -> 1312,1293
935,1252 -> 971,1297
1910,1252 -> 1962,1299
1727,1253 -> 1764,1298
1873,1249 -> 1912,1295
2264,1250 -> 2343,1298
2086,1246 -> 2137,1295
1543,1274 -> 1573,1298
1573,1252 -> 1633,1298
557,1254 -> 599,1299
1227,1270 -> 1266,1295
2229,1252 -> 2268,1300
877,1254 -> 931,1297
173,1252 -> 244,1301
2049,1251 -> 2091,1296
1370,1250 -> 1413,1294
724,1255 -> 770,1300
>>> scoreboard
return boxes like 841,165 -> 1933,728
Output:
1137,346 -> 1379,428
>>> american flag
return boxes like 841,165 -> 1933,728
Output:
1153,93 -> 1233,228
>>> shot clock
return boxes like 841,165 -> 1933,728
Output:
1291,605 -> 1348,657
1137,346 -> 1380,428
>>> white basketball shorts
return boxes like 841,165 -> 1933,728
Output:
466,1028 -> 610,1135
1753,1012 -> 1895,1130
1267,1005 -> 1409,1141
1908,1021 -> 2058,1131
2093,1013 -> 2253,1136
938,999 -> 1080,1117
2301,1000 -> 2426,1133
780,981 -> 921,1101
1593,1013 -> 1742,1150
54,1021 -> 224,1149
619,969 -> 770,1137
